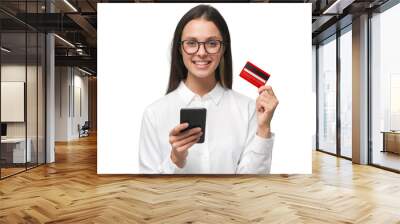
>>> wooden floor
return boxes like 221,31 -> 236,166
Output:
0,167 -> 26,178
373,150 -> 400,171
1,134 -> 400,223
1,163 -> 44,178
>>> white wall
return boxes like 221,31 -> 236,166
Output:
55,67 -> 89,141
73,72 -> 89,137
55,66 -> 69,141
1,65 -> 39,138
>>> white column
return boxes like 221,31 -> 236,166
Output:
55,67 -> 74,141
46,1 -> 55,163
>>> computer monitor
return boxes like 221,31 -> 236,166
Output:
1,123 -> 7,137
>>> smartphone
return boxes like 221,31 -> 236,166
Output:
180,108 -> 207,143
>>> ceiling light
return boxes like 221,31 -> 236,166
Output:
1,47 -> 11,53
78,67 -> 93,76
323,0 -> 355,15
54,34 -> 75,48
63,0 -> 78,12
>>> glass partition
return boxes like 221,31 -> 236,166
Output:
1,31 -> 28,177
0,1 -> 46,179
27,30 -> 38,169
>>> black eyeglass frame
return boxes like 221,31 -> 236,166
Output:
179,40 -> 226,55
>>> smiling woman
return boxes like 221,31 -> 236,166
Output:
138,4 -> 279,174
167,4 -> 232,94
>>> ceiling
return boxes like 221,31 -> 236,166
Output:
0,0 -> 392,75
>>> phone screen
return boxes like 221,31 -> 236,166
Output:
180,108 -> 207,143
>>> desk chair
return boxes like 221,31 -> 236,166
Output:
79,121 -> 90,138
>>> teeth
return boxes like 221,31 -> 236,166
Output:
193,61 -> 210,65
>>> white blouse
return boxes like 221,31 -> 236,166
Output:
139,81 -> 274,174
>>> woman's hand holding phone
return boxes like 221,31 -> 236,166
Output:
169,123 -> 203,168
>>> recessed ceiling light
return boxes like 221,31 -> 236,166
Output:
1,47 -> 11,53
54,34 -> 75,48
63,0 -> 78,12
78,67 -> 93,76
323,0 -> 355,15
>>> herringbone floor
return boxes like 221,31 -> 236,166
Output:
1,134 -> 400,223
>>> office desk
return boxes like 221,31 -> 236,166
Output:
1,138 -> 32,163
381,131 -> 400,154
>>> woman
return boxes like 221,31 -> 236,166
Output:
139,4 -> 278,174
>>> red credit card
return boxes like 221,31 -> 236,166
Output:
239,61 -> 270,88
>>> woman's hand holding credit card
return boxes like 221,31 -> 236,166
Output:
240,61 -> 279,138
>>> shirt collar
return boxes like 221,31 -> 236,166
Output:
177,81 -> 225,106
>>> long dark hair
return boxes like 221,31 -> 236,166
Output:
166,4 -> 233,94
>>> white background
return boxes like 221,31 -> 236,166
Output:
98,3 -> 313,174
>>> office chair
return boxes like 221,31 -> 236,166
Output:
79,121 -> 90,138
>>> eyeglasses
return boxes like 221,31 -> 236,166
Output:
180,39 -> 224,55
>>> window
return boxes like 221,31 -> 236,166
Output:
371,2 -> 400,171
318,36 -> 337,155
339,28 -> 352,158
